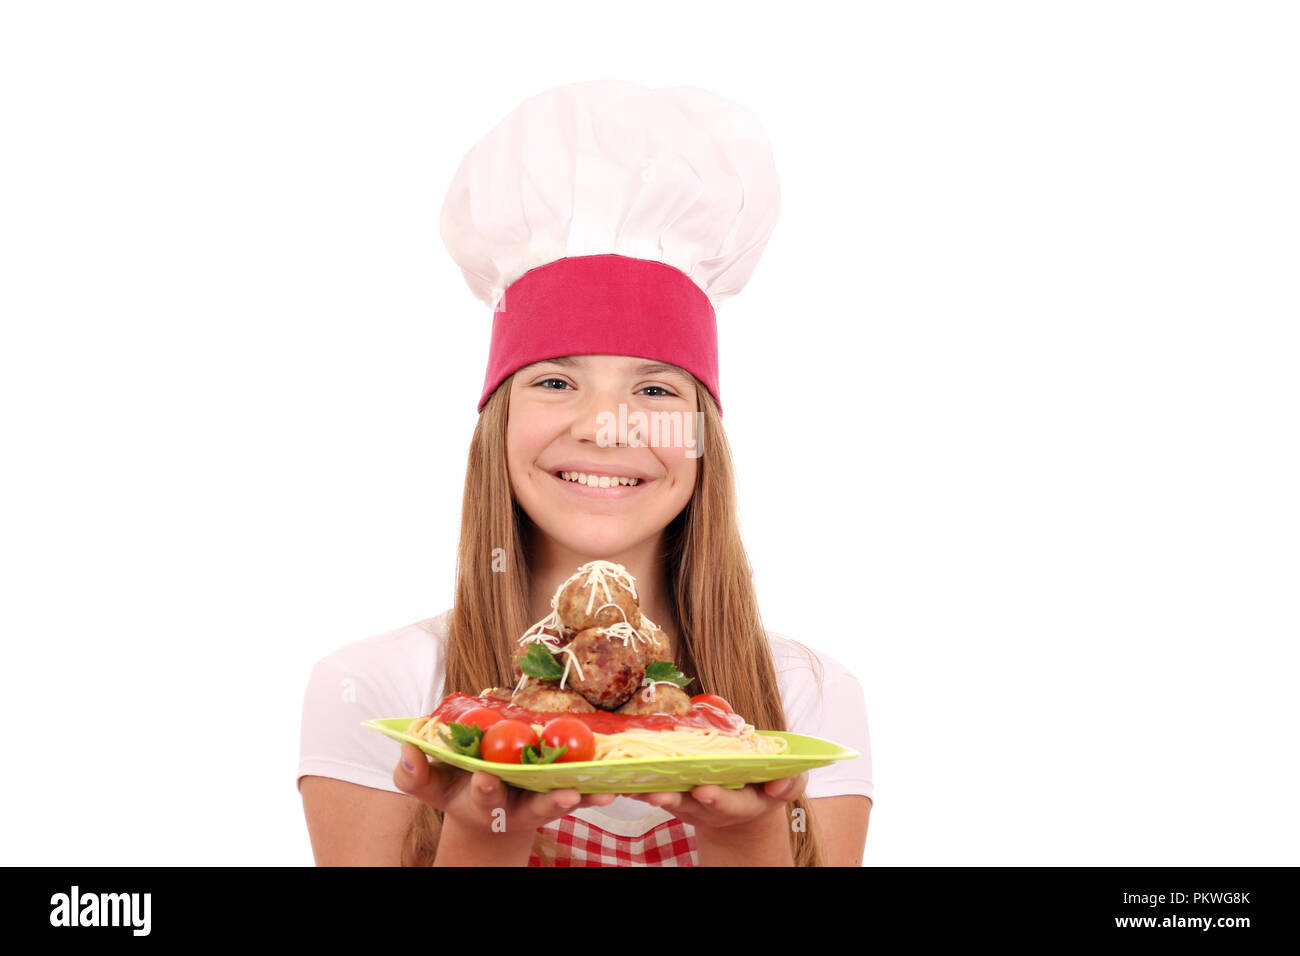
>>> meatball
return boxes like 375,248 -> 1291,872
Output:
616,682 -> 692,716
565,626 -> 645,710
634,621 -> 670,666
555,563 -> 642,634
511,676 -> 596,714
477,686 -> 515,702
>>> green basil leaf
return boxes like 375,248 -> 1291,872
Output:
520,642 -> 566,681
437,721 -> 485,758
644,660 -> 694,689
521,740 -> 568,765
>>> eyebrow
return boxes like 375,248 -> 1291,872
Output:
523,357 -> 693,382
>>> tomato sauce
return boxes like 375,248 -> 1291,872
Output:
430,692 -> 747,735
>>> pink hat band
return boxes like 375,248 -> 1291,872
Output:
478,254 -> 721,415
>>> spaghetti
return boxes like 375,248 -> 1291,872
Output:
592,727 -> 788,760
406,693 -> 789,761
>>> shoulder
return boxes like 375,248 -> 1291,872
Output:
306,608 -> 449,697
765,628 -> 861,705
763,627 -> 874,803
297,610 -> 452,794
313,609 -> 450,672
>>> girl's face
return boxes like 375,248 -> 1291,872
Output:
507,354 -> 700,559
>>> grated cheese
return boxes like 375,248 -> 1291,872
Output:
598,619 -> 646,648
637,679 -> 682,702
554,560 -> 640,617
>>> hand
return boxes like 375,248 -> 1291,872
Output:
638,774 -> 807,835
393,742 -> 618,840
635,775 -> 807,866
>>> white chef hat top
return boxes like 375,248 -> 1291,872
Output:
439,79 -> 782,414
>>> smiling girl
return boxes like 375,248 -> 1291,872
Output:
297,80 -> 873,866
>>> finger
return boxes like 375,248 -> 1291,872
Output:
395,743 -> 462,806
643,791 -> 682,811
532,787 -> 581,817
467,770 -> 507,809
397,742 -> 428,778
761,773 -> 808,802
690,784 -> 736,809
584,792 -> 618,807
688,783 -> 769,820
393,743 -> 449,797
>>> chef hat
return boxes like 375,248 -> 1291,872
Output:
440,79 -> 782,416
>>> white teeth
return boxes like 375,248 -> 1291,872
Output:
560,471 -> 640,487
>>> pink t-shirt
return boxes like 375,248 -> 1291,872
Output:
297,609 -> 873,865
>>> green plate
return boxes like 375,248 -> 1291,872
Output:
363,717 -> 859,793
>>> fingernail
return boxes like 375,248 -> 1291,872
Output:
556,798 -> 577,810
402,759 -> 415,773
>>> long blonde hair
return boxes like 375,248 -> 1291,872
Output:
401,374 -> 823,866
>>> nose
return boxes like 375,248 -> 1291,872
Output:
569,381 -> 625,447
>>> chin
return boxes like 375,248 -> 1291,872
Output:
548,524 -> 649,561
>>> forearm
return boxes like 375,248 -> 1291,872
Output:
692,807 -> 794,867
432,814 -> 535,866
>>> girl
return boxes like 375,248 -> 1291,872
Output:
297,80 -> 873,866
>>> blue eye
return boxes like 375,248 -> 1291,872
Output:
533,378 -> 677,396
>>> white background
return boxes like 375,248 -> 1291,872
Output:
2,1 -> 1296,866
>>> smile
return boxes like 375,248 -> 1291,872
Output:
559,471 -> 642,488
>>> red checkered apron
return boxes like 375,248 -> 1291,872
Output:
528,814 -> 698,866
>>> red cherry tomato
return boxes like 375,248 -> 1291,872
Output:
480,719 -> 538,764
690,693 -> 735,714
456,707 -> 504,732
541,717 -> 596,763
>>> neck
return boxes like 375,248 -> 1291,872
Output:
527,533 -> 678,661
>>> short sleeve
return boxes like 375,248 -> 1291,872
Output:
770,635 -> 874,803
297,615 -> 447,795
